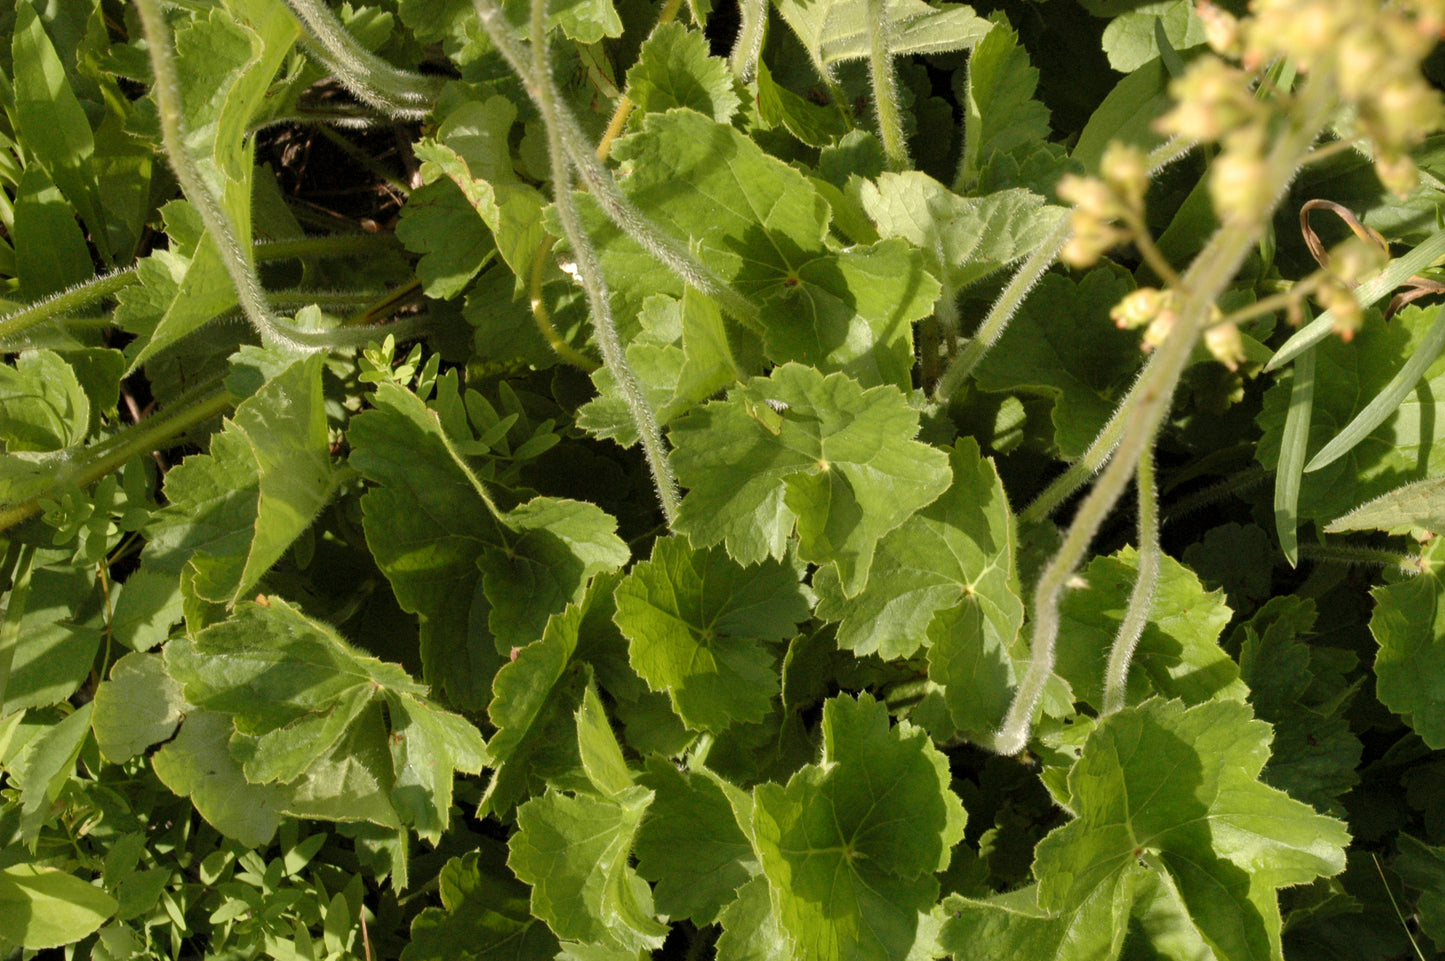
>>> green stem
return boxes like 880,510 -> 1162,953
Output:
1296,542 -> 1420,573
0,380 -> 235,533
864,0 -> 909,171
133,0 -> 304,353
1102,449 -> 1159,716
0,268 -> 138,344
934,214 -> 1069,404
525,0 -> 681,523
730,0 -> 768,81
282,0 -> 442,119
254,232 -> 400,262
469,0 -> 765,337
934,137 -> 1196,406
993,90 -> 1334,756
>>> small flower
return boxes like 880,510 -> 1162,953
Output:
1318,282 -> 1364,341
1375,151 -> 1421,198
1142,308 -> 1178,352
1110,287 -> 1169,329
1204,320 -> 1247,370
1100,142 -> 1149,212
1156,57 -> 1260,143
1197,0 -> 1241,56
1209,130 -> 1269,224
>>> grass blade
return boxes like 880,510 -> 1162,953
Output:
1275,340 -> 1315,566
1304,302 -> 1445,473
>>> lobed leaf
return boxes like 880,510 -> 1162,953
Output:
670,363 -> 951,595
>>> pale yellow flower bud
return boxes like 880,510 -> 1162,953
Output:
1056,174 -> 1117,219
1101,143 -> 1149,212
1204,321 -> 1247,370
1209,132 -> 1270,224
1110,288 -> 1168,329
1197,0 -> 1241,56
1142,309 -> 1178,352
1375,151 -> 1420,198
1318,282 -> 1364,341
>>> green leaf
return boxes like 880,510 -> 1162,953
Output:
385,689 -> 491,843
10,702 -> 93,843
575,682 -> 634,798
1305,304 -> 1445,474
1368,536 -> 1445,748
589,109 -> 938,389
751,694 -> 966,961
0,863 -> 117,951
940,698 -> 1348,961
1324,474 -> 1445,534
774,0 -> 989,79
509,787 -> 669,952
613,534 -> 809,733
1072,58 -> 1171,170
670,363 -> 952,595
164,599 -> 421,777
716,875 -> 791,961
1,567 -> 101,714
11,0 -> 105,263
1274,341 -> 1315,565
755,60 -> 849,148
1097,0 -> 1206,73
1236,597 -> 1362,814
349,382 -> 627,710
12,165 -> 94,301
152,710 -> 289,848
121,1 -> 298,368
972,268 -> 1143,459
142,354 -> 332,607
861,172 -> 1066,295
412,95 -> 550,286
624,23 -> 740,124
0,349 -> 89,452
634,758 -> 756,925
395,179 -> 498,299
813,438 -> 1018,670
1393,834 -> 1445,954
1054,547 -> 1243,711
955,17 -> 1052,194
1257,304 -> 1445,525
90,652 -> 189,763
403,848 -> 560,961
481,573 -> 613,818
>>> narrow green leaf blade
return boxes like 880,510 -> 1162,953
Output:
1306,303 -> 1445,473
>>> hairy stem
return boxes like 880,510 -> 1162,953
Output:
525,0 -> 681,522
470,0 -> 765,335
934,137 -> 1194,405
993,93 -> 1333,756
730,0 -> 768,81
0,268 -> 138,344
282,0 -> 442,119
0,379 -> 235,534
133,0 -> 303,353
1102,449 -> 1159,716
865,0 -> 909,171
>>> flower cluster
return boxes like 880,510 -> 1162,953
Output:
1172,0 -> 1445,200
1058,143 -> 1151,268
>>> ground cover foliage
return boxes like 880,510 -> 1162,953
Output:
4,0 -> 1445,958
